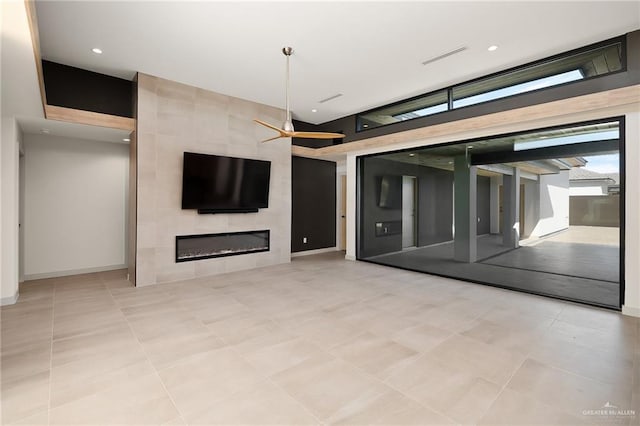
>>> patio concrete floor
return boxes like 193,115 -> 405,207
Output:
367,227 -> 620,309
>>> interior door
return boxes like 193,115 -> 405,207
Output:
402,176 -> 416,248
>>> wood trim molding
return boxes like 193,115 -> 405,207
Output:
45,105 -> 136,131
291,145 -> 321,158
296,85 -> 640,159
24,0 -> 47,113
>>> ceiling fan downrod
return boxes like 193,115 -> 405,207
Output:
282,47 -> 294,132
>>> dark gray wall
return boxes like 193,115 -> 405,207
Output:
360,158 -> 455,258
292,156 -> 336,252
417,168 -> 455,246
296,31 -> 640,147
477,175 -> 491,235
359,157 -> 492,258
360,158 -> 410,257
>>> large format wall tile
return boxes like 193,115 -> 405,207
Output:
136,73 -> 291,285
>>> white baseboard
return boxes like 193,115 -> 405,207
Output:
1,292 -> 19,306
291,247 -> 338,258
24,264 -> 127,281
621,305 -> 640,318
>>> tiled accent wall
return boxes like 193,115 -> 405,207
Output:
136,74 -> 291,286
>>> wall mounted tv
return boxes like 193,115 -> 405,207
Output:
377,175 -> 402,209
181,152 -> 271,214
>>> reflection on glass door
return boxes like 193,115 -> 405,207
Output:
402,176 -> 416,248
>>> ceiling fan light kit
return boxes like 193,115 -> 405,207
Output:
254,46 -> 345,143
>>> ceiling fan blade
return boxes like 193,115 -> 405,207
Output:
255,48 -> 344,143
290,131 -> 346,140
260,134 -> 285,143
254,119 -> 284,133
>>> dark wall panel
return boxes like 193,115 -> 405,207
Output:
360,158 -> 457,258
360,158 -> 493,258
43,60 -> 134,117
417,168 -> 454,246
292,156 -> 336,252
477,175 -> 491,235
360,158 -> 405,257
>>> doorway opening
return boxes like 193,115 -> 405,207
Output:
357,118 -> 623,309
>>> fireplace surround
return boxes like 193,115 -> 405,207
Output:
175,230 -> 270,262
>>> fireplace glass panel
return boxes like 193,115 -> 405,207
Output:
176,230 -> 270,262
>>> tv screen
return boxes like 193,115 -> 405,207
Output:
378,175 -> 402,209
181,152 -> 271,212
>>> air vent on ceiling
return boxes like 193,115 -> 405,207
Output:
318,93 -> 343,104
421,46 -> 468,66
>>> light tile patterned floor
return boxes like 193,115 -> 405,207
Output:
1,252 -> 638,425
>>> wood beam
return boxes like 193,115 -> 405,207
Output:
45,105 -> 136,131
302,85 -> 640,158
292,145 -> 322,158
24,0 -> 46,114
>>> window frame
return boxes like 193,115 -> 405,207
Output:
355,35 -> 626,133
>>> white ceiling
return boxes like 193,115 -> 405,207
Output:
1,0 -> 44,121
19,117 -> 131,144
36,1 -> 640,125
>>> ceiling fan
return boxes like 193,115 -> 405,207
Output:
254,47 -> 345,143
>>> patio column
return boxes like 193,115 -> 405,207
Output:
454,155 -> 477,263
502,167 -> 520,248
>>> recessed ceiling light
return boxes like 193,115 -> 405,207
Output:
468,145 -> 474,149
363,124 -> 369,128
92,48 -> 103,54
41,129 -> 50,134
409,153 -> 415,157
123,138 -> 130,142
487,45 -> 498,52
311,109 -> 317,113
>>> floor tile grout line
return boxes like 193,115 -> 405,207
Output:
338,347 -> 460,425
106,276 -> 188,426
477,355 -> 528,424
46,279 -> 56,425
375,327 -> 549,424
264,375 -> 327,426
524,353 -> 636,397
482,356 -> 594,423
9,259 -> 638,425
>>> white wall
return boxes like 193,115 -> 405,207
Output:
522,178 -> 539,238
1,119 -> 21,304
530,171 -> 569,237
569,181 -> 608,196
24,134 -> 129,279
19,139 -> 25,283
623,111 -> 640,317
1,0 -> 45,304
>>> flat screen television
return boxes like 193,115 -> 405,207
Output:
378,175 -> 402,209
181,152 -> 271,213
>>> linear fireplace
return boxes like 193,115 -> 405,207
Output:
176,230 -> 270,262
